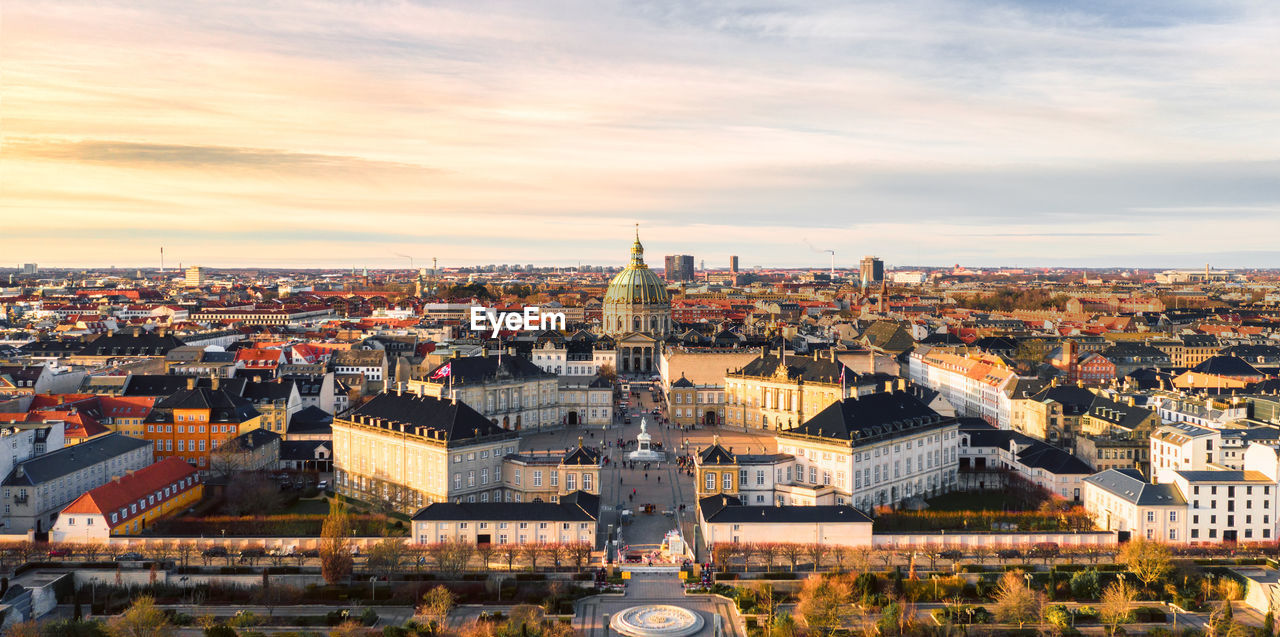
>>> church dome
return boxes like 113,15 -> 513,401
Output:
604,230 -> 670,306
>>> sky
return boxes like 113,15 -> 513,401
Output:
3,0 -> 1279,270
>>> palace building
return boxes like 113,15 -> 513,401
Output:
601,227 -> 672,374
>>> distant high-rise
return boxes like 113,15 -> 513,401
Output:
20,263 -> 37,275
184,266 -> 205,287
729,256 -> 739,273
664,254 -> 695,282
860,256 -> 884,287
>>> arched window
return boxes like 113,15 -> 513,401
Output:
633,316 -> 640,330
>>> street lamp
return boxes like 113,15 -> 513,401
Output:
370,576 -> 377,602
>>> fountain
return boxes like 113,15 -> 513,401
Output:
627,417 -> 666,463
609,605 -> 704,637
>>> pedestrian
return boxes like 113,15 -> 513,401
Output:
645,472 -> 648,480
657,475 -> 661,483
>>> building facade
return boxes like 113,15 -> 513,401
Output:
332,391 -> 519,513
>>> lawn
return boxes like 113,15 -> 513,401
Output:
283,498 -> 331,515
924,490 -> 1046,512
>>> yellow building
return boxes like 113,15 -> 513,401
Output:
50,457 -> 203,542
724,350 -> 863,431
694,438 -> 739,498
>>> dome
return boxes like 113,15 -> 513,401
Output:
604,230 -> 670,306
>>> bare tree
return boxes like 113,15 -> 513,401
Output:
475,543 -> 496,573
754,543 -> 779,572
796,574 -> 852,637
565,542 -> 593,572
498,544 -> 521,572
992,570 -> 1044,630
780,543 -> 806,572
418,585 -> 456,633
520,543 -> 543,572
1120,539 -> 1174,591
320,500 -> 354,584
366,538 -> 409,582
806,543 -> 829,573
1099,579 -> 1136,636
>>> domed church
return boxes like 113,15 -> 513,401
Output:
601,226 -> 672,374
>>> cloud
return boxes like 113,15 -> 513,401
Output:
6,138 -> 429,174
1,0 -> 1278,267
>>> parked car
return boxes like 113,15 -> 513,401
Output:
202,546 -> 229,558
317,480 -> 329,490
239,548 -> 266,559
996,549 -> 1022,559
302,548 -> 321,558
115,552 -> 144,561
935,550 -> 964,561
47,548 -> 72,558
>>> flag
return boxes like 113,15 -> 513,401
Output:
430,363 -> 452,380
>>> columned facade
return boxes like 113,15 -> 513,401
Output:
600,227 -> 673,376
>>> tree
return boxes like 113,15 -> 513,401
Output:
780,543 -> 805,572
805,543 -> 829,573
1120,538 -> 1173,590
796,574 -> 851,636
208,438 -> 254,481
565,542 -> 592,572
1099,579 -> 1136,636
992,570 -> 1043,630
366,538 -> 408,582
3,621 -> 41,637
106,595 -> 174,637
770,613 -> 800,637
174,543 -> 196,569
1070,569 -> 1101,600
597,363 -> 616,384
520,543 -> 543,572
497,544 -> 520,572
544,543 -> 567,571
418,585 -> 456,633
223,473 -> 282,516
320,500 -> 354,585
755,581 -> 778,634
475,543 -> 496,573
328,621 -> 372,637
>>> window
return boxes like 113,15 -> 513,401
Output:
723,473 -> 732,490
706,473 -> 716,491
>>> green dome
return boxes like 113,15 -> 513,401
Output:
604,230 -> 670,306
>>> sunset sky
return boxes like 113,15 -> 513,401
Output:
3,1 -> 1279,269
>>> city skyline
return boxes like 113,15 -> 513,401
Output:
3,1 -> 1279,268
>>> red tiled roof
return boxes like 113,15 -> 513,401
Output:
61,457 -> 200,526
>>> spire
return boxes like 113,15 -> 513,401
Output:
630,224 -> 645,267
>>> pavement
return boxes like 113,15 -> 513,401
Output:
574,572 -> 743,637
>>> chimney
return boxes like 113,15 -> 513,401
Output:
897,378 -> 907,391
211,375 -> 220,390
187,377 -> 196,390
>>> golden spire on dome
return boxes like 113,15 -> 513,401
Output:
630,223 -> 645,267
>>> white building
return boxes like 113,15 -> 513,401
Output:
332,391 -> 520,513
1086,440 -> 1280,544
906,346 -> 1024,428
0,423 -> 65,486
411,491 -> 599,547
1083,469 -> 1187,542
699,494 -> 873,548
959,422 -> 1092,501
410,356 -> 561,432
1150,423 -> 1221,480
773,387 -> 961,511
